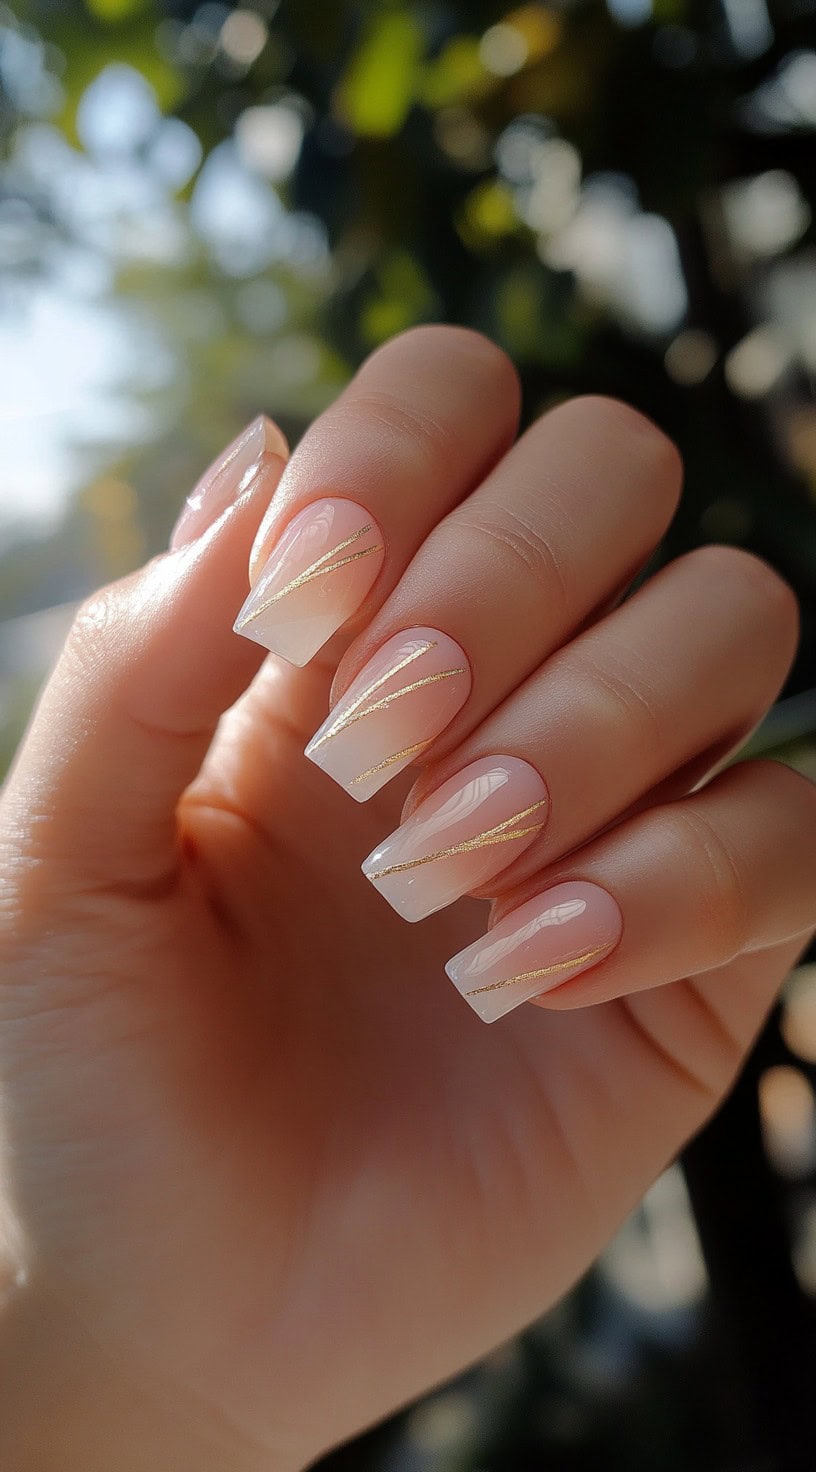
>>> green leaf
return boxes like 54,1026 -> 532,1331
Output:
458,180 -> 518,249
85,0 -> 152,20
419,36 -> 489,109
337,10 -> 423,138
361,251 -> 436,345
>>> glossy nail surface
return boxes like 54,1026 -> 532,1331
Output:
305,627 -> 471,802
362,756 -> 548,922
445,881 -> 622,1023
234,499 -> 384,667
171,416 -> 287,549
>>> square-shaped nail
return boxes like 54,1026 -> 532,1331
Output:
305,627 -> 471,801
445,881 -> 622,1023
362,756 -> 549,921
234,498 -> 385,667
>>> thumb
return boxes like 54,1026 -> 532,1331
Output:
2,442 -> 285,894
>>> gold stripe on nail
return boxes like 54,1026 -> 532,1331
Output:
465,944 -> 612,996
235,523 -> 380,629
342,666 -> 467,727
308,640 -> 438,751
366,798 -> 549,881
350,739 -> 435,786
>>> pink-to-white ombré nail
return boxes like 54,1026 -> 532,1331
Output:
171,415 -> 287,549
305,627 -> 471,802
233,498 -> 385,667
445,881 -> 622,1023
362,756 -> 549,922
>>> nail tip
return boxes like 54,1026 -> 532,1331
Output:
364,882 -> 425,923
233,614 -> 315,666
255,413 -> 289,459
278,646 -> 311,668
304,749 -> 370,802
446,978 -> 495,1024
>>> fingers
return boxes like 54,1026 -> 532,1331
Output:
444,760 -> 816,1022
618,938 -> 807,1104
3,472 -> 279,893
234,326 -> 521,667
363,546 -> 798,920
304,397 -> 681,798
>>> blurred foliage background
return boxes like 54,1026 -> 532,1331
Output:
3,0 -> 816,1467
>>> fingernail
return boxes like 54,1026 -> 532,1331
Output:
233,499 -> 385,667
362,756 -> 549,922
445,881 -> 622,1024
171,416 -> 288,549
305,627 -> 471,802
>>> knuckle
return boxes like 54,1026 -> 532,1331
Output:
568,648 -> 663,760
691,545 -> 797,614
548,394 -> 683,519
364,325 -> 520,421
664,806 -> 750,959
65,585 -> 121,680
63,568 -> 147,685
752,757 -> 816,823
386,324 -> 518,390
564,394 -> 681,469
447,327 -> 520,399
455,502 -> 573,616
342,388 -> 465,476
676,547 -> 801,705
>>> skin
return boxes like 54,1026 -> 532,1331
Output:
0,326 -> 814,1471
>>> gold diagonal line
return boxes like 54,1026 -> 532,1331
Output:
366,799 -> 549,881
235,523 -> 379,629
258,522 -> 376,599
309,640 -> 437,751
465,944 -> 612,996
331,667 -> 466,736
350,739 -> 434,786
238,539 -> 381,626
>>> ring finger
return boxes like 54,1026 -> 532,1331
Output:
361,547 -> 798,921
445,759 -> 816,1022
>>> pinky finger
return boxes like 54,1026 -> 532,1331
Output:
445,760 -> 816,1022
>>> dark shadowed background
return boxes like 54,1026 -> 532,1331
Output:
2,1 -> 816,1467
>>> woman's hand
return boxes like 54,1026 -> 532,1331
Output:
1,327 -> 813,1471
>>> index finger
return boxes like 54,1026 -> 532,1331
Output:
234,326 -> 520,667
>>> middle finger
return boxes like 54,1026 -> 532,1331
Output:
306,396 -> 681,799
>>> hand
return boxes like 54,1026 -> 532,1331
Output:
1,327 -> 813,1471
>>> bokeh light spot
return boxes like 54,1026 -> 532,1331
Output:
759,1066 -> 816,1177
664,329 -> 718,385
76,65 -> 159,156
782,966 -> 816,1065
725,326 -> 791,398
220,8 -> 268,66
722,170 -> 810,260
236,104 -> 305,181
480,23 -> 529,77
